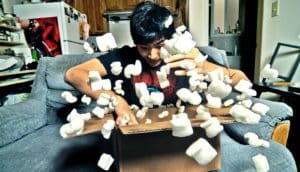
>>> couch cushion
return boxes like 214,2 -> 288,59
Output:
0,124 -> 113,172
45,53 -> 103,90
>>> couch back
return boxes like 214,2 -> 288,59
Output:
31,52 -> 103,124
31,47 -> 227,124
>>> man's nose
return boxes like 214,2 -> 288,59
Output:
148,48 -> 160,59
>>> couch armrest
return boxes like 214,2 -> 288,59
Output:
224,98 -> 293,144
0,98 -> 47,147
272,120 -> 290,146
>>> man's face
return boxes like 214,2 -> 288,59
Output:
136,38 -> 165,67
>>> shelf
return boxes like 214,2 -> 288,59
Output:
0,70 -> 36,78
0,40 -> 24,46
0,77 -> 34,88
0,25 -> 22,32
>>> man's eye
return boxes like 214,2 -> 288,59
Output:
141,46 -> 149,50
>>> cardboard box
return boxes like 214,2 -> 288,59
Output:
68,106 -> 234,171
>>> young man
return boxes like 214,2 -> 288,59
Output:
65,2 -> 296,171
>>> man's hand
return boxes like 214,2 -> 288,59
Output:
114,95 -> 138,126
164,48 -> 206,76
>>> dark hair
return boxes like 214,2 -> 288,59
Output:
130,1 -> 175,45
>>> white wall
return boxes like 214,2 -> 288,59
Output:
255,0 -> 300,82
188,0 -> 209,46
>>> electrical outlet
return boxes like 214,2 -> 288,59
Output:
272,1 -> 279,17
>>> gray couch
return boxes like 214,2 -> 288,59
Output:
0,48 -> 293,171
0,53 -> 116,172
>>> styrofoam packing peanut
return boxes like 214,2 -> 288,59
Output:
96,32 -> 117,52
110,96 -> 118,106
101,79 -> 112,90
97,153 -> 115,171
97,93 -> 111,106
136,110 -> 145,119
244,132 -> 270,148
199,82 -> 208,91
160,65 -> 170,75
61,91 -> 72,98
90,80 -> 103,91
240,99 -> 253,108
130,104 -> 140,111
124,64 -> 135,79
196,105 -> 211,120
114,89 -> 125,96
60,124 -> 72,138
195,54 -> 208,64
92,106 -> 105,118
83,42 -> 94,54
207,80 -> 232,98
108,102 -> 115,112
61,91 -> 78,103
180,60 -> 196,70
176,99 -> 182,108
114,80 -> 123,88
101,119 -> 115,139
160,47 -> 171,59
150,92 -> 164,106
66,108 -> 79,122
234,79 -> 253,92
164,38 -> 178,55
70,117 -> 85,135
189,74 -> 202,90
251,103 -> 270,116
164,15 -> 173,28
176,88 -> 192,102
80,112 -> 91,121
185,70 -> 197,77
174,36 -> 196,54
124,60 -> 142,78
223,75 -> 232,84
176,25 -> 187,34
252,154 -> 270,172
223,99 -> 235,107
157,70 -> 170,89
119,113 -> 130,126
236,93 -> 249,101
145,118 -> 152,124
178,105 -> 185,113
229,104 -> 261,124
200,117 -> 223,138
139,95 -> 154,108
135,82 -> 149,98
242,88 -> 257,97
182,30 -> 193,40
158,111 -> 169,119
261,64 -> 278,80
207,68 -> 224,81
189,91 -> 202,105
133,60 -> 142,76
88,71 -> 101,81
185,138 -> 218,165
81,94 -> 92,105
206,94 -> 222,108
88,71 -> 102,91
110,61 -> 123,76
170,112 -> 193,137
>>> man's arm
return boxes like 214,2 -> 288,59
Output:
65,58 -> 138,125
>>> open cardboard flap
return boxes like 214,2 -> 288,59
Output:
65,105 -> 234,138
119,106 -> 234,135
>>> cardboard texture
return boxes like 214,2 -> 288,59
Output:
116,128 -> 221,172
120,106 -> 234,134
63,106 -> 234,171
